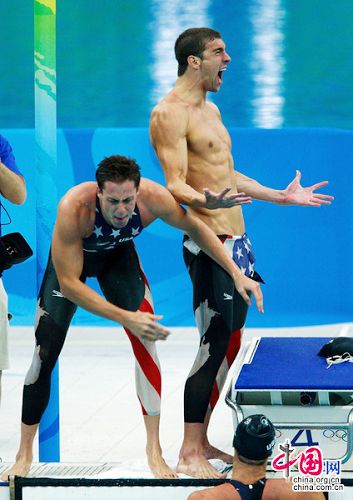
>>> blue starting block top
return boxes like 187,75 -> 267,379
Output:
235,337 -> 353,391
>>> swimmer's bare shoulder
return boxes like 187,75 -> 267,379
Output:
56,182 -> 96,239
150,93 -> 189,151
60,182 -> 96,210
138,178 -> 176,213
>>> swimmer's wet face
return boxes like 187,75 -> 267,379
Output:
199,38 -> 231,92
95,154 -> 141,228
98,179 -> 138,228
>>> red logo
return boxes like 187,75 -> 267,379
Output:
272,439 -> 323,477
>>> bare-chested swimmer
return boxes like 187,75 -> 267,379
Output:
150,27 -> 333,478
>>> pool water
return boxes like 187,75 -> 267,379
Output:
1,0 -> 352,129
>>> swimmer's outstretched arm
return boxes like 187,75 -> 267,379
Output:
235,170 -> 334,206
282,170 -> 333,206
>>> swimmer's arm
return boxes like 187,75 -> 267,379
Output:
234,170 -> 286,203
150,105 -> 207,207
235,170 -> 333,206
51,201 -> 169,342
52,202 -> 130,323
148,185 -> 263,313
150,107 -> 250,209
183,212 -> 263,313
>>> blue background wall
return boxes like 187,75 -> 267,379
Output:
2,127 -> 352,328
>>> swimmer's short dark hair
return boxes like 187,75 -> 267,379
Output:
96,155 -> 141,191
237,453 -> 268,466
175,27 -> 222,76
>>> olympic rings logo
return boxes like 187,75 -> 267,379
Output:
274,429 -> 348,442
323,429 -> 347,442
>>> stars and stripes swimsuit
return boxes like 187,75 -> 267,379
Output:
183,233 -> 263,423
22,198 -> 161,425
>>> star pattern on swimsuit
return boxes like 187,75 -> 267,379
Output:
93,225 -> 103,237
110,228 -> 121,237
131,227 -> 140,236
244,240 -> 250,253
235,246 -> 243,259
248,261 -> 254,275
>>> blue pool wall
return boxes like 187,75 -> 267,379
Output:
2,127 -> 352,328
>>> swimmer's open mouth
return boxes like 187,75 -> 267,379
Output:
218,68 -> 226,81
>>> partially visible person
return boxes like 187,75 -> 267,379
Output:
187,414 -> 325,499
0,133 -> 26,406
1,154 -> 262,481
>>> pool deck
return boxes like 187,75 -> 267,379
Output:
0,323 -> 351,476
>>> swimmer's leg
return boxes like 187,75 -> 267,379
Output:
2,255 -> 78,481
98,243 -> 176,478
178,249 -> 235,478
203,328 -> 243,463
203,286 -> 249,463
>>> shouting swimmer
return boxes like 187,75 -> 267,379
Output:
150,27 -> 333,478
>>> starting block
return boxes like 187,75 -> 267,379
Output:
226,337 -> 353,473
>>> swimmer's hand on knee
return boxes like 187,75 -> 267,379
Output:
123,310 -> 171,341
203,187 -> 252,209
234,275 -> 264,313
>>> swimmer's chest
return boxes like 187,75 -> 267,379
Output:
187,106 -> 231,156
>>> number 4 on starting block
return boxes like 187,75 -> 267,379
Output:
291,429 -> 319,447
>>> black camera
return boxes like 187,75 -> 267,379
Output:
0,232 -> 33,276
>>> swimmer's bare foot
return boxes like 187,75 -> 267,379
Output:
203,443 -> 233,464
2,423 -> 37,481
0,457 -> 32,482
177,451 -> 226,479
147,446 -> 178,478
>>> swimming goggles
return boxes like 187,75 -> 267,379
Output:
326,352 -> 353,368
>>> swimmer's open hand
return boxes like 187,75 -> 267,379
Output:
234,274 -> 264,313
203,187 -> 252,209
123,311 -> 170,341
282,170 -> 334,206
